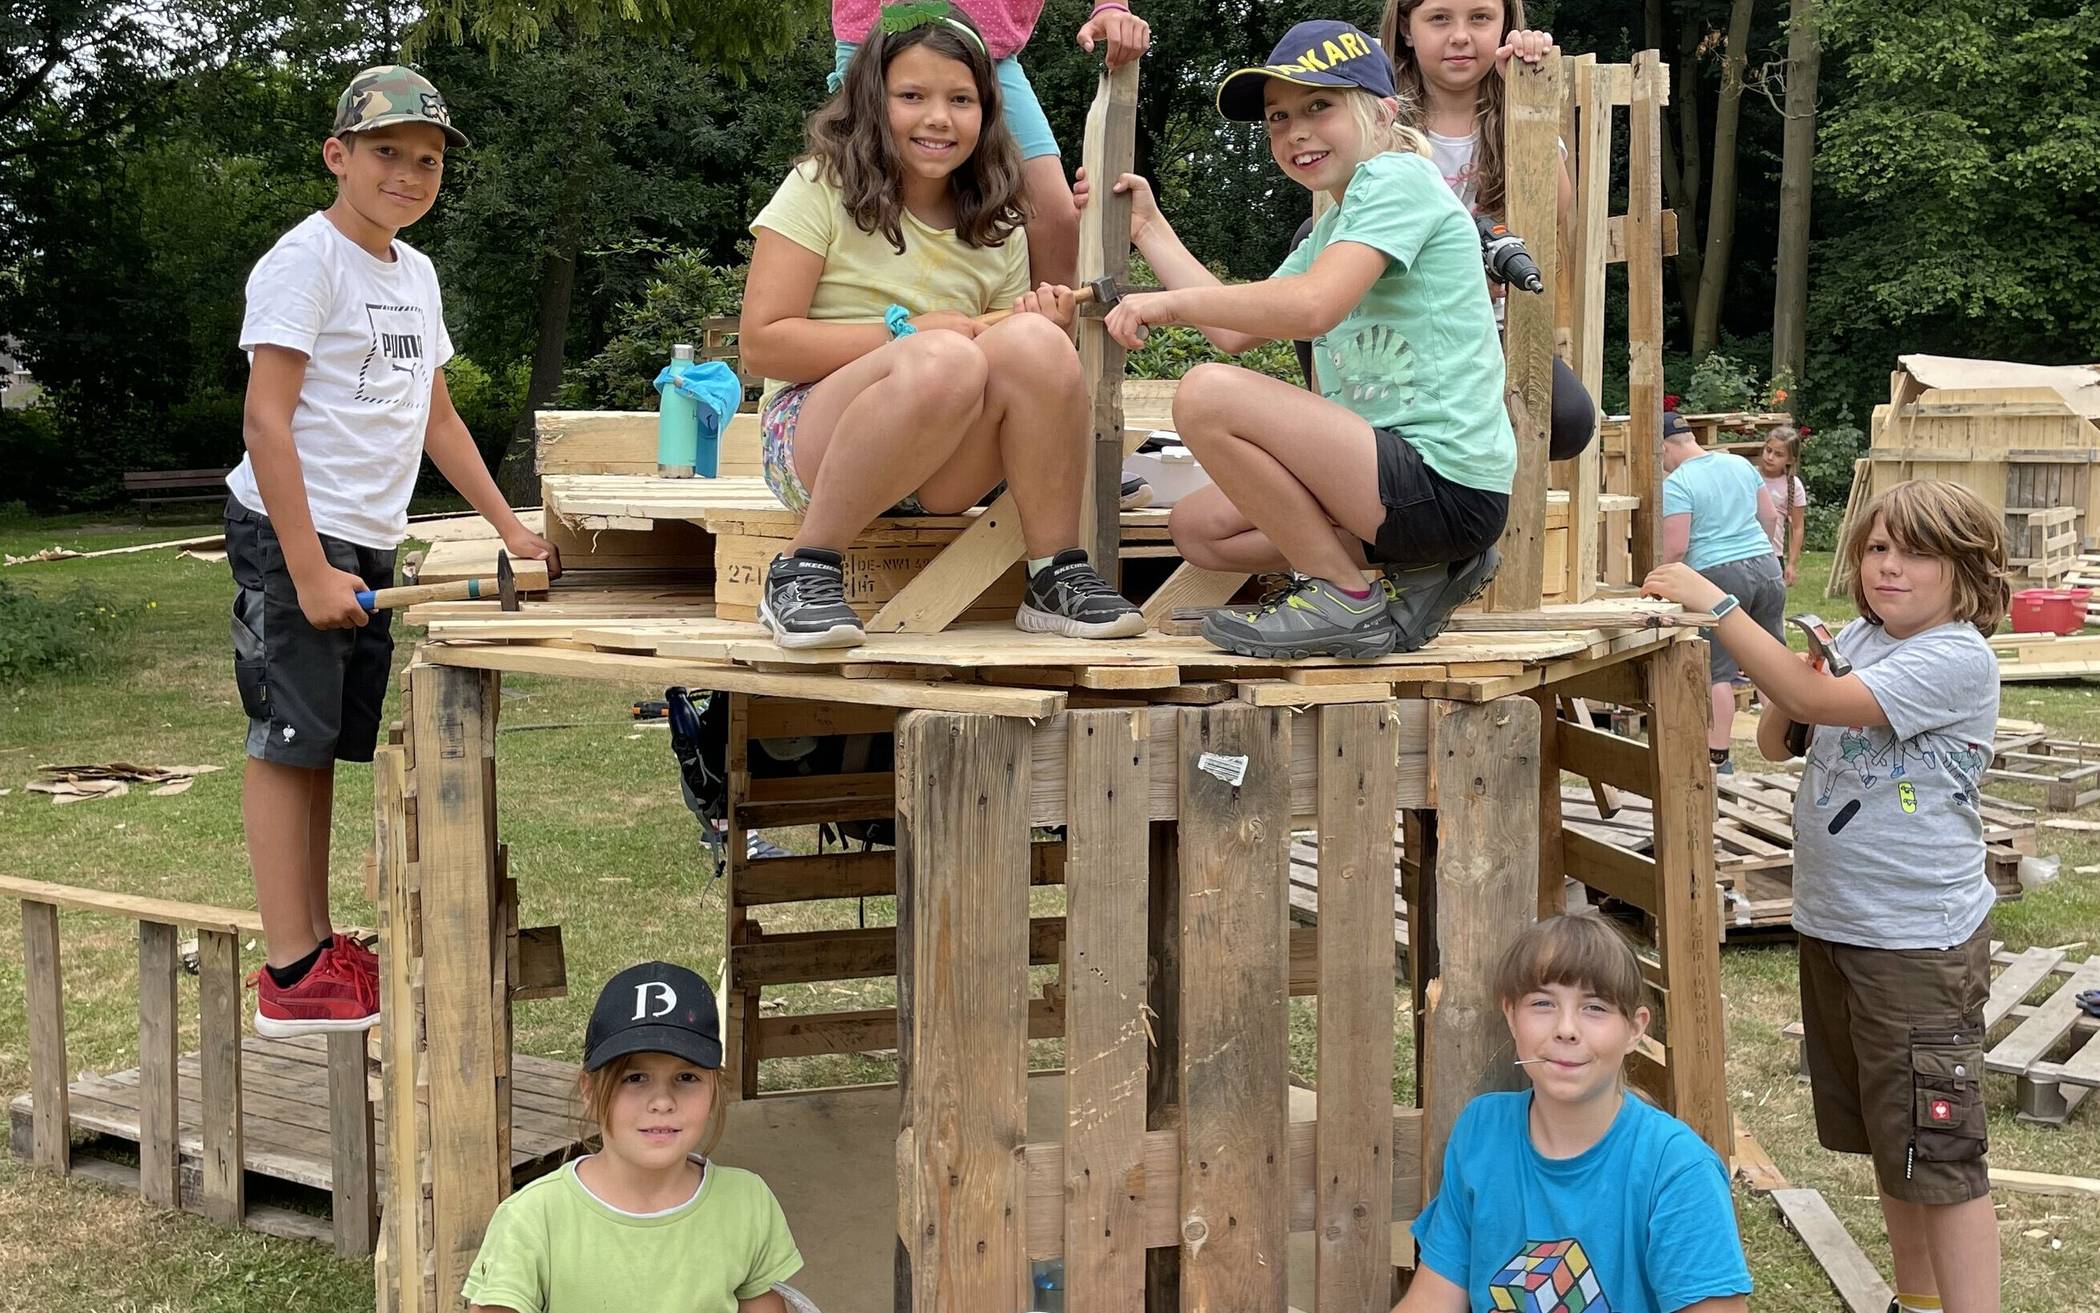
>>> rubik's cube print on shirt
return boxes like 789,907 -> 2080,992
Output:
1488,1238 -> 1612,1313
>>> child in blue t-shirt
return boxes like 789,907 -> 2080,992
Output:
1402,915 -> 1752,1313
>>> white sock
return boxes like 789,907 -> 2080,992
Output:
1028,556 -> 1057,575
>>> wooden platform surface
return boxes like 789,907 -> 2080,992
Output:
8,1034 -> 586,1198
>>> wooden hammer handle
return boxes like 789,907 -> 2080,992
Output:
975,283 -> 1101,328
358,578 -> 498,611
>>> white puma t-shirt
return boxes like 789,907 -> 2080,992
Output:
227,212 -> 454,549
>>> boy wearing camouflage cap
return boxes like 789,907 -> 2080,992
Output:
226,65 -> 557,1037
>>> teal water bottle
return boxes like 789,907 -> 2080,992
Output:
1031,1258 -> 1064,1313
656,343 -> 699,478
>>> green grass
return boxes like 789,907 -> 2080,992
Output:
0,517 -> 2096,1310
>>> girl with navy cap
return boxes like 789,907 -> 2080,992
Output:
1082,19 -> 1514,660
463,962 -> 805,1313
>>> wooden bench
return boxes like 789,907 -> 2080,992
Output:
123,468 -> 231,522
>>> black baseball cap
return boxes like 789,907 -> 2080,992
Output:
1663,410 -> 1693,438
585,961 -> 723,1072
1216,20 -> 1396,122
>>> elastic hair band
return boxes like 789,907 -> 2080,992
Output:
876,1 -> 990,59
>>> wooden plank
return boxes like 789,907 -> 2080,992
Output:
409,663 -> 503,1300
1140,562 -> 1247,628
1562,829 -> 1658,912
423,641 -> 1064,718
1988,1167 -> 2100,1200
1649,640 -> 1731,1154
1486,48 -> 1561,612
196,927 -> 244,1225
1563,61 -> 1608,603
1557,718 -> 1654,794
329,1029 -> 379,1258
138,920 -> 180,1207
1022,1111 -> 1426,1257
1625,50 -> 1666,576
1986,946 -> 2068,1029
1771,1188 -> 1893,1313
373,744 -> 429,1313
1314,704 -> 1400,1313
865,493 -> 1026,635
1062,708 -> 1150,1313
22,900 -> 68,1174
1078,60 -> 1141,582
1987,956 -> 2100,1074
1177,703 -> 1292,1313
896,712 -> 1032,1312
1422,698 -> 1539,1193
0,875 -> 261,936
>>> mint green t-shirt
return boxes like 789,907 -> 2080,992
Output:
1275,150 -> 1515,494
462,1158 -> 803,1313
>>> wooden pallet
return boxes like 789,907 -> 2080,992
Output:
1985,951 -> 2100,1125
2011,506 -> 2082,582
6,1034 -> 587,1243
1992,629 -> 2100,681
1286,825 -> 1409,974
1987,736 -> 2100,811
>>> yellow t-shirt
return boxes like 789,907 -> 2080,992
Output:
748,158 -> 1030,407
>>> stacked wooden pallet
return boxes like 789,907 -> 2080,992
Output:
1992,628 -> 2100,681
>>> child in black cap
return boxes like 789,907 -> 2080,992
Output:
463,962 -> 804,1313
1080,18 -> 1514,660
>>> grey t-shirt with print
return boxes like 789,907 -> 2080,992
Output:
1790,619 -> 1999,949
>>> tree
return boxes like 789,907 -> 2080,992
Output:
1769,0 -> 1818,383
1689,0 -> 1754,356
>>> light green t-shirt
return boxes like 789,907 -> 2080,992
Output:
750,158 -> 1031,408
461,1158 -> 803,1313
1275,150 -> 1515,494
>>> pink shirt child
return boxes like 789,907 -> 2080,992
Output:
833,0 -> 1047,60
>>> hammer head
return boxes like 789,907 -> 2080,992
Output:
496,550 -> 519,611
1079,274 -> 1122,307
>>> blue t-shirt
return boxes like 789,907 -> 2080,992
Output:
1661,451 -> 1770,571
1412,1091 -> 1752,1313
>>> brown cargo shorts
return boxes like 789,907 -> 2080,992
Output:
1796,921 -> 1993,1204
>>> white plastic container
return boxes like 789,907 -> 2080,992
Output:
1124,432 -> 1212,508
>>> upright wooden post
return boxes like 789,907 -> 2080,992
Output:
1315,703 -> 1401,1313
375,741 -> 432,1313
1145,819 -> 1183,1313
1419,697 -> 1540,1193
197,926 -> 245,1226
1078,60 -> 1140,583
1564,55 -> 1610,600
895,712 -> 1032,1313
330,1029 -> 379,1258
1176,703 -> 1291,1313
1626,51 -> 1667,577
1646,640 -> 1732,1155
409,660 -> 505,1302
22,899 -> 68,1174
138,920 -> 181,1207
1486,50 -> 1561,612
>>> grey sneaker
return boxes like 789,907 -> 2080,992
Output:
759,549 -> 865,649
1017,549 -> 1148,639
1378,548 -> 1501,654
1200,575 -> 1398,659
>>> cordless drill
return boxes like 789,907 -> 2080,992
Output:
1477,214 -> 1545,294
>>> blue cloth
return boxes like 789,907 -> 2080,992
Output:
831,40 -> 1061,160
1662,450 -> 1771,571
653,359 -> 742,437
1412,1091 -> 1752,1313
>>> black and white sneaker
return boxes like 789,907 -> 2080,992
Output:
1120,475 -> 1154,510
759,549 -> 865,649
1016,549 -> 1148,639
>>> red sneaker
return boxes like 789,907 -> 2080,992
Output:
333,933 -> 380,985
252,944 -> 380,1038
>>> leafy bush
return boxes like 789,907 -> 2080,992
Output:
0,403 -> 72,512
1798,414 -> 1867,550
1681,353 -> 1761,414
444,354 -> 532,463
1122,255 -> 1305,385
0,579 -> 139,682
561,250 -> 749,411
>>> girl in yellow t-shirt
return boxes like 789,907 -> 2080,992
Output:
741,4 -> 1144,650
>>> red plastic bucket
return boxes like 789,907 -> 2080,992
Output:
2011,587 -> 2092,635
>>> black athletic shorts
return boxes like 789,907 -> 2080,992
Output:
225,497 -> 396,768
1367,428 -> 1511,568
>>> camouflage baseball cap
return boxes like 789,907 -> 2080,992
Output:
333,65 -> 469,148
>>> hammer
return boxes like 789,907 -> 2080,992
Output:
974,274 -> 1149,326
356,550 -> 520,613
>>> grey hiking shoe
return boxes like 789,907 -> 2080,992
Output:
1200,575 -> 1398,659
1378,548 -> 1501,653
760,549 -> 865,649
1017,549 -> 1148,639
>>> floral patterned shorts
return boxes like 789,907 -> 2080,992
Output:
760,382 -> 926,516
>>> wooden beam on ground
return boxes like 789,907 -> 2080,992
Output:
1315,703 -> 1401,1313
1078,60 -> 1140,584
1421,697 -> 1540,1194
896,712 -> 1032,1313
1177,703 -> 1292,1313
1486,48 -> 1561,612
1648,639 -> 1731,1155
1987,1167 -> 2100,1200
1625,50 -> 1667,577
1062,708 -> 1151,1311
409,663 -> 504,1300
22,899 -> 68,1174
1771,1188 -> 1893,1313
138,921 -> 180,1208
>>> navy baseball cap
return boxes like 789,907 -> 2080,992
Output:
1663,410 -> 1693,438
1217,20 -> 1396,122
585,961 -> 723,1072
